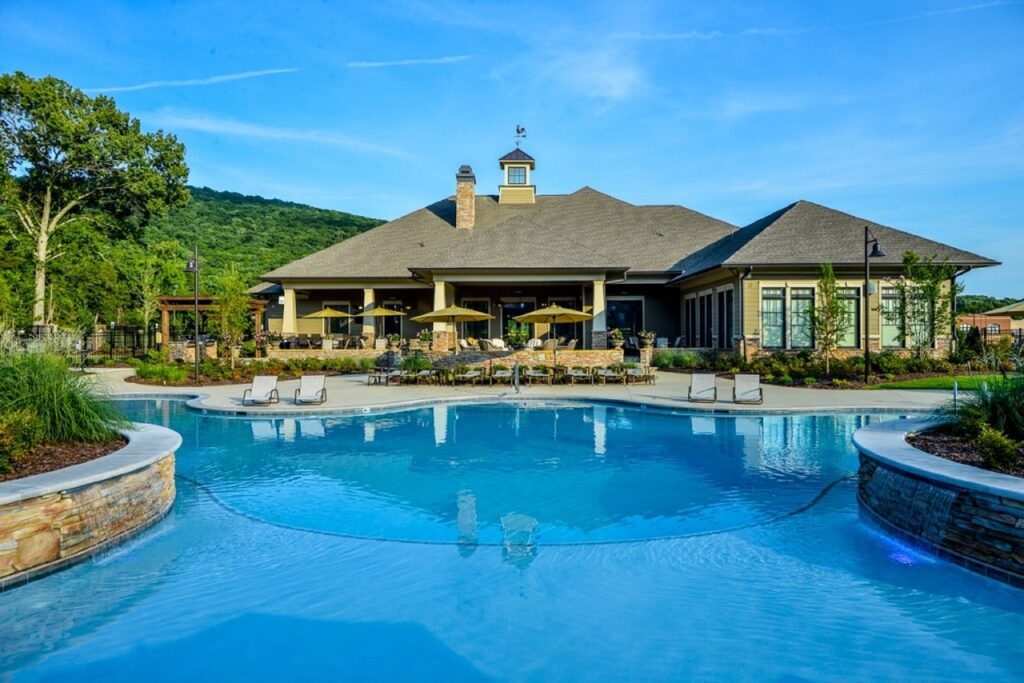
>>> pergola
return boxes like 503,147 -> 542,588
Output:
157,295 -> 267,345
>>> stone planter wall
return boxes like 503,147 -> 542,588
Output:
854,419 -> 1024,587
263,347 -> 626,370
0,424 -> 180,589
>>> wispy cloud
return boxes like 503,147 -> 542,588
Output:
145,110 -> 408,158
89,68 -> 298,93
619,30 -> 723,41
346,55 -> 472,68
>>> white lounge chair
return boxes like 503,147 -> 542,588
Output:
454,369 -> 483,385
524,367 -> 552,384
294,374 -> 327,405
490,369 -> 513,385
688,373 -> 717,403
565,367 -> 592,384
733,374 -> 764,404
243,375 -> 280,405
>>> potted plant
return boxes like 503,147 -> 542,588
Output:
607,328 -> 625,349
638,329 -> 656,348
505,321 -> 529,350
386,333 -> 402,350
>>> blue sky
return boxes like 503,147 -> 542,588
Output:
2,1 -> 1022,295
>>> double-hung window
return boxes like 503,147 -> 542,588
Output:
761,288 -> 786,349
507,166 -> 527,184
839,288 -> 860,348
881,287 -> 902,348
790,288 -> 814,349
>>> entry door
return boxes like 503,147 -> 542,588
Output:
382,301 -> 403,337
607,298 -> 643,335
549,297 -> 580,341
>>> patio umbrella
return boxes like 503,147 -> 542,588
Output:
355,306 -> 407,339
303,307 -> 354,334
514,304 -> 592,339
411,305 -> 494,352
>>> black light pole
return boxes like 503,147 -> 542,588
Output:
185,245 -> 200,385
864,226 -> 885,384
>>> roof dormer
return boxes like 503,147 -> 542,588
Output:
498,148 -> 536,204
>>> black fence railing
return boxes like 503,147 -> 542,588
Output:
78,325 -> 158,365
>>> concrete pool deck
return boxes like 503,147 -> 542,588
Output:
91,368 -> 951,416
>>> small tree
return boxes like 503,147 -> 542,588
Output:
0,72 -> 189,324
813,262 -> 850,375
893,251 -> 961,358
210,264 -> 251,367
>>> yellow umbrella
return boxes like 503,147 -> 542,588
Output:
303,307 -> 354,335
412,305 -> 494,352
514,304 -> 592,339
356,306 -> 407,338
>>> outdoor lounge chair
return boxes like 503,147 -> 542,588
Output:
412,369 -> 437,385
733,374 -> 764,404
310,334 -> 323,348
294,374 -> 327,405
296,333 -> 310,349
526,338 -> 542,349
524,367 -> 552,384
540,338 -> 558,351
560,339 -> 577,350
594,368 -> 624,384
490,368 -> 513,385
243,375 -> 280,405
688,373 -> 717,403
454,369 -> 483,385
565,367 -> 592,384
626,367 -> 655,385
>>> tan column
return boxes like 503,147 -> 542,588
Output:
362,288 -> 376,341
432,282 -> 454,332
591,279 -> 607,349
160,308 -> 170,347
282,287 -> 297,334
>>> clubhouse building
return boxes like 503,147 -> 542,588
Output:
256,147 -> 997,357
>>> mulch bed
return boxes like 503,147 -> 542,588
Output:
907,431 -> 1024,478
0,438 -> 128,483
656,368 -> 956,389
125,373 -> 308,387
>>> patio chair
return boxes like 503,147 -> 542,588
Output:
565,367 -> 592,384
688,373 -> 718,403
627,336 -> 640,351
526,338 -> 542,349
560,339 -> 577,350
459,339 -> 472,351
733,374 -> 764,405
672,336 -> 682,348
479,339 -> 499,351
243,375 -> 280,405
490,338 -> 507,350
295,333 -> 310,349
454,369 -> 483,385
540,338 -> 558,351
310,333 -> 323,348
594,367 -> 624,384
524,367 -> 552,384
490,368 -> 513,385
414,369 -> 438,385
294,374 -> 327,405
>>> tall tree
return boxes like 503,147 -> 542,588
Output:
813,262 -> 850,376
0,72 -> 189,324
210,264 -> 251,367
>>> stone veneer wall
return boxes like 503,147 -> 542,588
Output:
0,454 -> 175,587
857,454 -> 1024,587
265,347 -> 626,369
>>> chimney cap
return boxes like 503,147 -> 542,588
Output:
456,165 -> 476,182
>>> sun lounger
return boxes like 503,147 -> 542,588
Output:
524,367 -> 552,384
490,369 -> 513,385
733,374 -> 764,404
243,375 -> 280,405
688,373 -> 717,403
565,367 -> 592,384
294,374 -> 327,404
625,367 -> 656,385
594,368 -> 624,384
454,370 -> 483,385
414,369 -> 437,385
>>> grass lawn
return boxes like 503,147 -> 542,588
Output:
870,374 -> 1006,390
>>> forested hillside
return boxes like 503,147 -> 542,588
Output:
0,186 -> 382,329
146,187 -> 383,285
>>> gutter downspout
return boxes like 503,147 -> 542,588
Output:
950,266 -> 972,355
732,267 -> 754,361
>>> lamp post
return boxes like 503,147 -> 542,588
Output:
863,226 -> 885,384
185,245 -> 200,385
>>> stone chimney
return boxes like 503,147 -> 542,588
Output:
455,165 -> 476,230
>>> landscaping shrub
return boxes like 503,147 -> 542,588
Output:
0,352 -> 129,443
943,377 -> 1024,442
400,355 -> 433,371
977,425 -> 1021,469
0,409 -> 45,473
652,351 -> 674,369
135,363 -> 189,384
359,357 -> 376,372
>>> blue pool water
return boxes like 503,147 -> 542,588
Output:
2,400 -> 1024,681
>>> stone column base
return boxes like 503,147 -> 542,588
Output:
638,347 -> 653,367
432,330 -> 451,352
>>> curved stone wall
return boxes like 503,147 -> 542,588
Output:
0,424 -> 180,589
854,418 -> 1024,588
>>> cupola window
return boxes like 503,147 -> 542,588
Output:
507,166 -> 526,185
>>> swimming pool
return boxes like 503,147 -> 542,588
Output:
2,400 -> 1023,681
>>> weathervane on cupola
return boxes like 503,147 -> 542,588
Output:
514,124 -> 527,147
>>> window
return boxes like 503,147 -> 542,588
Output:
761,288 -> 785,349
461,299 -> 490,340
839,288 -> 860,348
382,301 -> 404,337
507,166 -> 526,185
717,289 -> 734,349
906,288 -> 933,347
608,298 -> 644,335
699,293 -> 713,347
684,297 -> 697,347
501,300 -> 535,338
881,287 -> 903,348
987,323 -> 1001,335
958,323 -> 971,333
790,288 -> 814,349
323,302 -> 351,336
549,297 -> 580,341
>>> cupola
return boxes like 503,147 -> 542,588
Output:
498,148 -> 536,204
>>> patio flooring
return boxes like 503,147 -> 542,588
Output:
91,368 -> 952,416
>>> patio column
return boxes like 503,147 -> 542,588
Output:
591,279 -> 607,349
160,307 -> 170,348
362,288 -> 376,343
282,287 -> 297,334
432,281 -> 455,350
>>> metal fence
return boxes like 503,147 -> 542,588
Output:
78,325 -> 158,365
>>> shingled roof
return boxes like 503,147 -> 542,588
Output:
262,187 -> 736,280
671,200 -> 999,280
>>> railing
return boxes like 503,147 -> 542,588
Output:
78,325 -> 157,365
